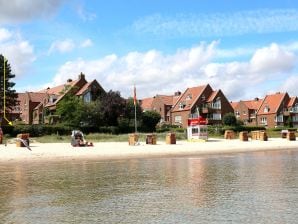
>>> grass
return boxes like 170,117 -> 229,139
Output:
4,129 -> 294,143
24,132 -> 188,143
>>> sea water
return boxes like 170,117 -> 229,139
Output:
0,149 -> 298,223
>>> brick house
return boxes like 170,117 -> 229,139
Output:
232,98 -> 263,126
171,84 -> 233,128
12,73 -> 105,125
140,97 -> 154,112
140,92 -> 181,124
257,92 -> 298,128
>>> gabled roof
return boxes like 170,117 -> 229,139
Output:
206,90 -> 219,102
155,95 -> 174,105
230,101 -> 239,110
76,82 -> 91,96
39,80 -> 77,95
243,99 -> 263,110
18,92 -> 48,103
172,84 -> 209,112
287,97 -> 297,108
258,92 -> 287,115
140,97 -> 154,110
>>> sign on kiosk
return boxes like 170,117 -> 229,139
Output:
187,117 -> 208,126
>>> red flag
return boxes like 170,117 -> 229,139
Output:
133,85 -> 137,105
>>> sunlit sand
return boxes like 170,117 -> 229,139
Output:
0,138 -> 297,162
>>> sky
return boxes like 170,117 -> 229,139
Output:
1,0 -> 298,101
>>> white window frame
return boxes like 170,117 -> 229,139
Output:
260,117 -> 267,125
175,115 -> 182,123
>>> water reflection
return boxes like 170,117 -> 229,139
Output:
0,150 -> 298,223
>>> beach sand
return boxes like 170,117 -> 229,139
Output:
0,138 -> 298,162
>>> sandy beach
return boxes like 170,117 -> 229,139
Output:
0,137 -> 297,162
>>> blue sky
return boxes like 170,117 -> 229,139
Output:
1,0 -> 298,100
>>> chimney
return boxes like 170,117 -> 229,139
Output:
67,79 -> 73,83
174,91 -> 181,96
254,97 -> 259,101
79,72 -> 85,80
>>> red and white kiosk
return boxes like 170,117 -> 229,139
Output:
187,115 -> 208,141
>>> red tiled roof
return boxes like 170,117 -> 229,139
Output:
230,101 -> 239,110
172,85 -> 208,112
140,97 -> 154,110
76,82 -> 91,96
243,99 -> 263,110
156,95 -> 174,105
258,92 -> 287,115
206,90 -> 218,102
39,80 -> 77,95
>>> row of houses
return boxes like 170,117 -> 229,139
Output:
140,86 -> 298,129
2,72 -> 298,129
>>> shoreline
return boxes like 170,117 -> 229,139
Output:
0,138 -> 297,163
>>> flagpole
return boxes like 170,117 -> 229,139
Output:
133,85 -> 137,133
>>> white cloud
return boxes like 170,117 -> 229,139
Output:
250,43 -> 296,74
132,9 -> 298,38
0,28 -> 12,42
48,39 -> 75,54
80,39 -> 93,48
280,75 -> 298,96
0,27 -> 35,78
48,41 -> 298,101
0,0 -> 66,24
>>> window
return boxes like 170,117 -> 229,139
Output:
179,102 -> 186,110
186,94 -> 192,100
260,117 -> 267,125
175,116 -> 182,123
292,103 -> 298,112
235,111 -> 240,117
192,128 -> 199,135
293,115 -> 298,122
212,98 -> 221,109
275,114 -> 283,122
264,106 -> 270,113
212,113 -> 221,120
83,92 -> 91,103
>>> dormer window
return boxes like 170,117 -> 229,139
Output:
179,102 -> 186,110
186,94 -> 192,100
264,106 -> 270,113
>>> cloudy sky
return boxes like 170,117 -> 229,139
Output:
1,0 -> 298,101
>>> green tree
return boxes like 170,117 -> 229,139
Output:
141,110 -> 161,132
55,94 -> 85,127
0,55 -> 18,112
123,97 -> 143,126
222,112 -> 237,126
99,90 -> 126,126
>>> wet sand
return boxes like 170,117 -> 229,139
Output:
1,137 -> 298,163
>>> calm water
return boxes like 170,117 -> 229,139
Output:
1,150 -> 298,224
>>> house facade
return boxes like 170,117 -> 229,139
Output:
171,84 -> 233,128
140,92 -> 181,124
232,98 -> 263,126
257,92 -> 298,128
13,73 -> 105,125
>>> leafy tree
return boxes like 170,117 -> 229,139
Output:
0,55 -> 18,112
141,110 -> 161,132
222,112 -> 237,126
55,94 -> 85,127
123,97 -> 143,126
80,100 -> 104,127
99,90 -> 126,126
